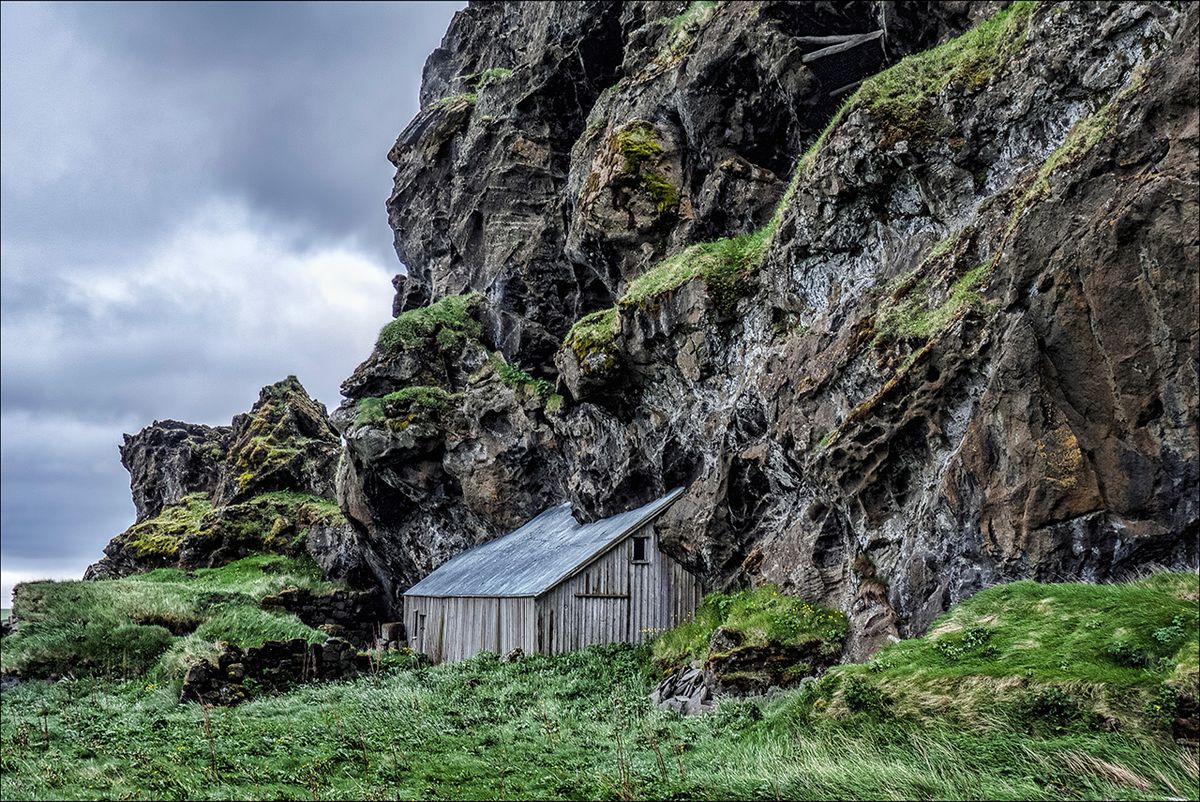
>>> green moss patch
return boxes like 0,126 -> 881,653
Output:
651,585 -> 848,670
223,377 -> 336,494
559,227 -> 769,370
858,1 -> 1037,143
613,120 -> 663,172
216,491 -> 346,554
120,490 -> 346,573
377,293 -> 483,354
611,121 -> 679,215
123,493 -> 213,558
874,261 -> 991,345
622,227 -> 771,314
562,307 -> 620,368
640,169 -> 680,213
354,386 -> 454,430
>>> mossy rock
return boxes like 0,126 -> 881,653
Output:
376,293 -> 483,354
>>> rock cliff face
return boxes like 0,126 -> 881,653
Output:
335,0 -> 1199,636
87,377 -> 368,582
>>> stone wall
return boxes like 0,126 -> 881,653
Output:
258,587 -> 386,648
180,637 -> 369,705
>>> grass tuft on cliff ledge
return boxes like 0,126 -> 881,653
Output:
376,292 -> 482,354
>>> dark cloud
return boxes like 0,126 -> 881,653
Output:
0,1 -> 463,601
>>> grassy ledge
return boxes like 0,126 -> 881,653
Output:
376,292 -> 482,354
1,556 -> 332,681
858,1 -> 1037,143
354,386 -> 454,428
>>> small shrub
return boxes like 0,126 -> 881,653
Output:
1144,684 -> 1179,729
843,676 -> 890,715
934,625 -> 998,661
1016,686 -> 1085,734
1152,616 -> 1185,649
495,359 -> 554,399
1107,639 -> 1152,668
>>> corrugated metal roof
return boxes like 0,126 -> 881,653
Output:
403,488 -> 684,598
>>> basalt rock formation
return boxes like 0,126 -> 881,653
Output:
87,377 -> 368,582
334,0 -> 1199,639
86,2 -> 1198,652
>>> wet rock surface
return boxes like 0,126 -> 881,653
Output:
338,1 -> 1198,648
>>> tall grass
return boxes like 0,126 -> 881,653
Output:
2,574 -> 1196,800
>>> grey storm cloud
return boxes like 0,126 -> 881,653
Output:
0,1 -> 464,602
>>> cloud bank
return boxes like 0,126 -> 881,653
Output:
1,1 -> 463,603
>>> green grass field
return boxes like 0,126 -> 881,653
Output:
1,573 -> 1196,800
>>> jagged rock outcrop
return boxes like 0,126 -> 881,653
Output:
337,0 -> 1198,647
87,377 -> 368,582
330,296 -> 565,607
120,421 -> 230,522
214,376 -> 342,506
385,1 -> 999,366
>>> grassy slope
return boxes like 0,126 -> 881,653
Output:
1,574 -> 1196,801
1,556 -> 333,681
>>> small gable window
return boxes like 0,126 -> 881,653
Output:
632,536 -> 649,563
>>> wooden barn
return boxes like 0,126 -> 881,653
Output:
403,488 -> 702,663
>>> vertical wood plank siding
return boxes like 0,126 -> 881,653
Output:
406,522 -> 702,663
405,595 -> 536,663
535,522 -> 702,655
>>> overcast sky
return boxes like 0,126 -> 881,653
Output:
0,1 -> 463,604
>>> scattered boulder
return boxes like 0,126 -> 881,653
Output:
650,665 -> 715,716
